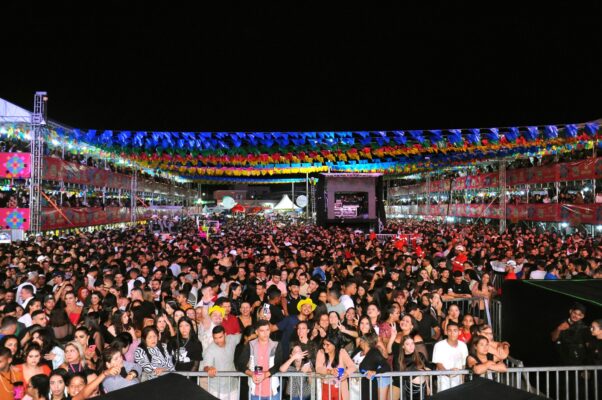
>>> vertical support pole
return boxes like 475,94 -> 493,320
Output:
292,182 -> 295,205
426,172 -> 431,207
29,91 -> 47,234
130,166 -> 137,223
306,173 -> 310,220
499,160 -> 507,234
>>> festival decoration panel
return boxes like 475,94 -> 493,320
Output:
0,153 -> 31,178
0,208 -> 29,230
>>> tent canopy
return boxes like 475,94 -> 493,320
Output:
0,97 -> 32,123
273,194 -> 299,210
231,203 -> 245,213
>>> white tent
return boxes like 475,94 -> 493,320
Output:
0,98 -> 32,123
273,194 -> 299,211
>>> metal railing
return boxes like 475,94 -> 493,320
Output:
178,365 -> 602,400
441,296 -> 502,341
365,233 -> 397,242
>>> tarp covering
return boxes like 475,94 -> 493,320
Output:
429,377 -> 547,400
97,373 -> 219,400
0,98 -> 31,123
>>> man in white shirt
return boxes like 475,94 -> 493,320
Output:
338,278 -> 357,311
432,321 -> 468,391
529,263 -> 547,280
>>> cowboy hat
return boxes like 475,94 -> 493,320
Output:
297,298 -> 317,312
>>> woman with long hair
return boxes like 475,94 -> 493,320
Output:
14,344 -> 51,387
74,327 -> 99,371
168,317 -> 203,372
315,334 -> 356,400
26,374 -> 50,400
79,314 -> 105,356
48,308 -> 74,344
106,311 -> 132,339
458,314 -> 475,344
228,282 -> 243,316
378,303 -> 401,347
30,328 -> 65,370
279,345 -> 312,400
237,301 -> 254,331
86,293 -> 103,314
472,273 -> 495,321
466,335 -> 507,378
59,341 -> 86,374
49,370 -> 69,400
134,326 -> 174,381
387,314 -> 428,362
395,336 -> 431,399
155,314 -> 174,344
0,335 -> 22,364
357,333 -> 391,400
98,346 -> 140,393
64,292 -> 82,327
365,303 -> 381,335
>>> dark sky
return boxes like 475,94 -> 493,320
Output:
2,2 -> 601,132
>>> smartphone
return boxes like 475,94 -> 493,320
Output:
254,366 -> 263,376
262,303 -> 271,316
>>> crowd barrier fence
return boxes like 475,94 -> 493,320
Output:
179,365 -> 602,400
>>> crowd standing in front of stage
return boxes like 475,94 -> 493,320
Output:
0,216 -> 601,400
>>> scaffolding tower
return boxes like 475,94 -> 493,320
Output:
29,92 -> 47,234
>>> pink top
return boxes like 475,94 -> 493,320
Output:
255,341 -> 271,397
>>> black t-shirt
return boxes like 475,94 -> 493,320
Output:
415,312 -> 439,342
286,294 -> 305,316
448,280 -> 471,295
269,304 -> 285,341
168,337 -> 203,372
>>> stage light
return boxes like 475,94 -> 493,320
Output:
560,222 -> 569,228
597,225 -> 602,231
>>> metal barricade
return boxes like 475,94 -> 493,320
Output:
441,296 -> 502,341
179,365 -> 602,400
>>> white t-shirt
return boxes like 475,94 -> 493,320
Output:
529,270 -> 547,280
339,295 -> 355,311
432,339 -> 468,391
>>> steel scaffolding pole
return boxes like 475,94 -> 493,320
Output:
306,173 -> 310,220
130,166 -> 138,223
499,160 -> 507,233
29,92 -> 47,234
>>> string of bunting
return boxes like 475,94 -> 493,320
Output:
2,120 -> 601,177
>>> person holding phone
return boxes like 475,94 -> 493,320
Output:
279,345 -> 312,400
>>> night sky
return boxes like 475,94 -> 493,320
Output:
2,3 -> 601,133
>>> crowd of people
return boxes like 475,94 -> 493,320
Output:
0,216 -> 601,400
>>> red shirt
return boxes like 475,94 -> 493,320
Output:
221,315 -> 240,335
452,254 -> 467,272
